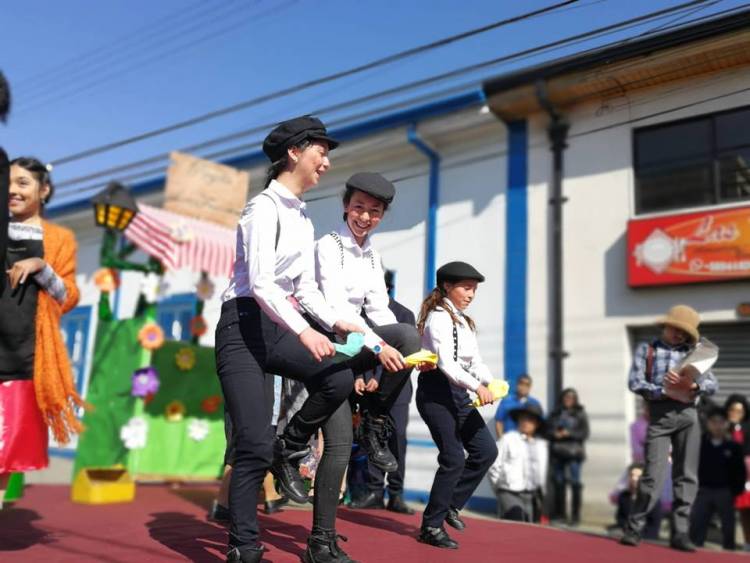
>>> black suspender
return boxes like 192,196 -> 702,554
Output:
259,192 -> 281,251
452,321 -> 458,361
328,231 -> 376,270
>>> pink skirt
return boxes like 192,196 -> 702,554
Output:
0,379 -> 48,474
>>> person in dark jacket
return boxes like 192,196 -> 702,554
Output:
689,407 -> 745,550
725,394 -> 750,550
0,71 -> 11,292
547,387 -> 589,525
614,463 -> 662,540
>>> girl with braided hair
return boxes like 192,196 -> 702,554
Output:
0,157 -> 84,506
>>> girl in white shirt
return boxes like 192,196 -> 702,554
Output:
315,172 -> 420,473
415,261 -> 500,550
217,116 -> 363,563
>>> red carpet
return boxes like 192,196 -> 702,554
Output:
0,484 -> 743,562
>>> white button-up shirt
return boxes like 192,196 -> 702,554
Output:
222,180 -> 339,335
315,222 -> 395,350
421,298 -> 496,391
488,431 -> 548,493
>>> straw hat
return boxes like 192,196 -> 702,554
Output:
658,305 -> 700,343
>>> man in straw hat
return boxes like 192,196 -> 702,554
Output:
620,305 -> 718,552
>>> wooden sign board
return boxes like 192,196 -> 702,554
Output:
164,151 -> 250,229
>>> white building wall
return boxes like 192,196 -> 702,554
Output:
526,68 -> 750,507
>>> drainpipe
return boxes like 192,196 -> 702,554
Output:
535,80 -> 570,405
407,124 -> 441,296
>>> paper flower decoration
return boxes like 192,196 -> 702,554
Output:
196,276 -> 215,301
190,316 -> 208,337
93,268 -> 119,293
187,419 -> 210,442
165,400 -> 186,422
201,395 -> 221,414
175,347 -> 196,371
138,322 -> 165,350
201,395 -> 222,414
120,417 -> 148,449
131,367 -> 160,398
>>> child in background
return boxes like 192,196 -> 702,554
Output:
689,407 -> 745,550
613,464 -> 662,540
488,404 -> 547,522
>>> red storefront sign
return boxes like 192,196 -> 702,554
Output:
627,205 -> 750,287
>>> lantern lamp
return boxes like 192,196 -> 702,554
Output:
91,182 -> 138,232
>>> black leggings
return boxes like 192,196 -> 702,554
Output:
215,297 -> 354,548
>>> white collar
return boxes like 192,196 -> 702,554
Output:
337,221 -> 372,253
440,298 -> 465,318
268,179 -> 305,210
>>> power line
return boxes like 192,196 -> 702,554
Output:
52,0 -> 723,190
47,0 -> 589,166
16,1 -> 293,113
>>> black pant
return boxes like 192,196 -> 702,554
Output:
416,371 -> 498,528
367,400 -> 410,495
689,487 -> 736,550
215,298 -> 355,548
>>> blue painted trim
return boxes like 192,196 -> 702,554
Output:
402,489 -> 496,515
48,90 -> 483,218
49,447 -> 77,460
407,125 -> 440,297
406,438 -> 437,448
504,120 -> 528,391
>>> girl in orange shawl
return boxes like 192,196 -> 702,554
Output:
0,157 -> 84,506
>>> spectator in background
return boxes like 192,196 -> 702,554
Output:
488,403 -> 547,522
494,374 -> 542,438
547,388 -> 589,526
689,407 -> 744,550
612,464 -> 662,540
725,394 -> 750,550
350,271 -> 416,514
620,305 -> 718,552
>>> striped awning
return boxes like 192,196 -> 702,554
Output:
124,203 -> 235,277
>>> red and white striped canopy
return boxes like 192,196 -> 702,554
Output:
124,203 -> 235,277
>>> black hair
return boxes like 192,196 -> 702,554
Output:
264,139 -> 311,188
10,156 -> 54,206
518,373 -> 532,383
627,462 -> 645,473
724,393 -> 749,422
342,186 -> 390,221
0,71 -> 10,122
707,405 -> 727,421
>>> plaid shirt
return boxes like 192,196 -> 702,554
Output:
628,339 -> 718,402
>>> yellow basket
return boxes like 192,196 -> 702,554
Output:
71,466 -> 135,504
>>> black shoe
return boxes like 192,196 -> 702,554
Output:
271,437 -> 309,504
386,495 -> 414,515
619,529 -> 640,547
208,500 -> 231,523
350,490 -> 385,510
226,544 -> 264,563
362,414 -> 398,473
670,534 -> 696,552
417,526 -> 458,549
303,531 -> 359,563
264,496 -> 289,515
445,507 -> 465,531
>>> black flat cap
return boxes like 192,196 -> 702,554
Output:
263,115 -> 339,162
346,172 -> 395,204
436,261 -> 485,284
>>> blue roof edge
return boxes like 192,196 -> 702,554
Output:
48,88 -> 486,219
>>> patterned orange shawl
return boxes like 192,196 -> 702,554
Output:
34,221 -> 86,444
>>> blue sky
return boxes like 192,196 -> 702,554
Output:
1,0 -> 746,208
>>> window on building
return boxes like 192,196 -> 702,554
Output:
634,106 -> 750,214
157,293 -> 197,341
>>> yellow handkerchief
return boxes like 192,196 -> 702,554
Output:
472,379 -> 509,407
404,350 -> 438,368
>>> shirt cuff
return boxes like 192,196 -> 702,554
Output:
363,329 -> 386,353
286,311 -> 311,335
33,263 -> 54,288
